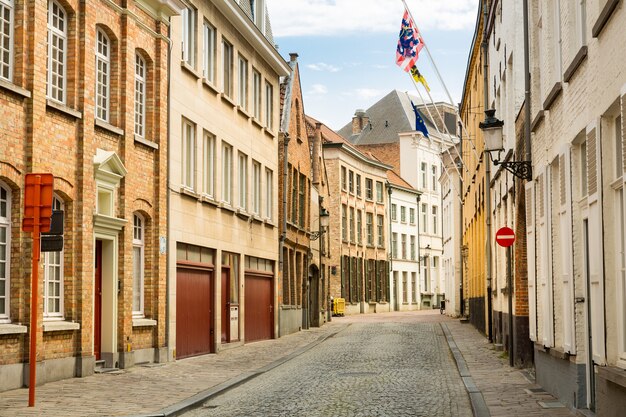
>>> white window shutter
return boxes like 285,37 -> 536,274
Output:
559,149 -> 576,354
526,180 -> 537,342
542,166 -> 555,348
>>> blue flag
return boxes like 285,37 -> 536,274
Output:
410,100 -> 429,138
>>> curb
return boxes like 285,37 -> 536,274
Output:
440,323 -> 491,417
126,325 -> 349,417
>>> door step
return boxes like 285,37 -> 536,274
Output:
94,360 -> 119,374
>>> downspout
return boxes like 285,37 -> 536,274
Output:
459,121 -> 465,317
387,183 -> 393,310
278,132 -> 290,334
483,0 -> 494,343
416,194 -> 422,304
165,19 -> 173,361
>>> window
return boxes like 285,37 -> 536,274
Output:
134,54 -> 146,138
202,132 -> 215,197
576,0 -> 587,46
47,0 -> 67,103
432,205 -> 438,235
222,142 -> 233,204
181,6 -> 196,66
252,70 -> 261,120
299,174 -> 305,226
357,210 -> 362,244
290,167 -> 297,222
412,272 -> 417,302
356,174 -> 362,196
182,118 -> 196,189
401,234 -> 407,259
420,162 -> 427,189
265,168 -> 273,219
202,21 -> 215,82
238,55 -> 248,110
349,207 -> 355,242
410,207 -> 415,224
43,196 -> 63,318
238,152 -> 248,210
376,181 -> 383,203
421,203 -> 428,233
222,38 -> 233,97
400,206 -> 406,223
341,205 -> 347,241
377,214 -> 384,247
402,272 -> 408,303
95,29 -> 110,122
581,140 -> 588,196
391,204 -> 397,221
132,214 -> 144,317
0,183 -> 10,320
616,115 -> 623,178
0,0 -> 14,81
431,165 -> 438,191
365,178 -> 373,200
265,81 -> 273,129
348,170 -> 354,193
366,213 -> 373,245
252,161 -> 261,215
392,233 -> 398,258
341,167 -> 347,191
410,235 -> 416,260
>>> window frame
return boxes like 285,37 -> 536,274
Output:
252,160 -> 261,215
47,0 -> 68,104
375,181 -> 383,203
95,28 -> 111,122
366,212 -> 373,245
132,213 -> 145,317
238,54 -> 248,110
265,168 -> 273,220
181,5 -> 196,67
0,183 -> 11,322
341,204 -> 347,241
202,20 -> 215,83
410,207 -> 415,224
222,142 -> 233,205
43,195 -> 64,319
0,0 -> 14,82
238,152 -> 248,210
265,80 -> 273,130
356,174 -> 362,197
391,203 -> 397,222
432,205 -> 438,235
400,206 -> 406,223
181,118 -> 196,190
365,178 -> 373,200
202,132 -> 215,198
376,214 -> 384,247
222,38 -> 233,97
134,53 -> 147,138
356,209 -> 362,244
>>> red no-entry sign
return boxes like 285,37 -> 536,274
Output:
495,227 -> 515,247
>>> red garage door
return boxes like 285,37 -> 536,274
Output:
176,267 -> 214,358
244,273 -> 273,342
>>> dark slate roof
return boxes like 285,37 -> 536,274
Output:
337,90 -> 437,146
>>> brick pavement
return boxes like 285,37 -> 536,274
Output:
0,311 -> 580,417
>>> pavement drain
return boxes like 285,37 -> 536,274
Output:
538,401 -> 566,409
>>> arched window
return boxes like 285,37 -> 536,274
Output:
95,28 -> 110,121
0,182 -> 10,320
44,195 -> 64,318
47,0 -> 67,103
132,213 -> 144,316
0,0 -> 15,81
134,53 -> 146,138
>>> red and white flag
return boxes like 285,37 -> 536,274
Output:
396,9 -> 424,72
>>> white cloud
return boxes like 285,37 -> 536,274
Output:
308,84 -> 329,95
307,62 -> 341,72
266,0 -> 478,37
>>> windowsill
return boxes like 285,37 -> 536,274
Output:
264,219 -> 276,228
263,127 -> 277,139
46,99 -> 82,119
220,93 -> 237,108
0,78 -> 31,98
95,118 -> 124,136
132,318 -> 157,327
542,81 -> 563,111
180,187 -> 199,200
201,195 -> 219,206
202,79 -> 220,94
563,46 -> 588,82
366,244 -> 376,248
220,202 -> 236,213
531,110 -> 544,132
592,0 -> 621,38
43,321 -> 80,332
237,105 -> 251,119
0,323 -> 28,335
236,209 -> 250,220
181,60 -> 200,79
251,215 -> 263,224
134,135 -> 159,150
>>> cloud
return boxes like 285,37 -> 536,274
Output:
307,62 -> 341,72
308,84 -> 329,95
266,0 -> 478,37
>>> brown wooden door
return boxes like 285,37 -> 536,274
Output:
221,268 -> 230,343
244,274 -> 273,342
176,267 -> 214,358
94,240 -> 102,361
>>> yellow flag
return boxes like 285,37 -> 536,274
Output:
410,66 -> 430,92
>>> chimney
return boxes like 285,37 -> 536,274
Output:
311,123 -> 322,185
351,109 -> 369,135
289,52 -> 299,63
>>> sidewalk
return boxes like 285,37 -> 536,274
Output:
0,323 -> 347,417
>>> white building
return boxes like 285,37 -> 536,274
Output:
387,171 -> 421,311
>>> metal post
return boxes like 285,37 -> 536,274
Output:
508,244 -> 514,367
28,176 -> 41,407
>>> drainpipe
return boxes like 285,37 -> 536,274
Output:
165,19 -> 173,361
416,194 -> 421,304
458,121 -> 465,317
278,132 -> 290,335
387,183 -> 393,309
482,0 -> 493,343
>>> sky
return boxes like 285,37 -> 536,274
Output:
265,0 -> 480,130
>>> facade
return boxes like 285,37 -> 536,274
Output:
486,0 -> 532,365
168,0 -> 289,359
387,171 -> 421,312
525,0 -> 626,413
0,0 -> 181,391
339,90 -> 453,309
312,116 -> 391,315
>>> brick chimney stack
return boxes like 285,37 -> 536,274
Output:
352,109 -> 369,135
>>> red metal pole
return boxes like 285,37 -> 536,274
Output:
28,176 -> 41,407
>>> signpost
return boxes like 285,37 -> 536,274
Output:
495,226 -> 515,367
21,173 -> 54,407
495,226 -> 515,247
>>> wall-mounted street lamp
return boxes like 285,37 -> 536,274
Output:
479,109 -> 532,180
310,207 -> 330,240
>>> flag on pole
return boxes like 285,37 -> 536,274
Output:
410,100 -> 429,138
410,66 -> 430,92
396,9 -> 424,72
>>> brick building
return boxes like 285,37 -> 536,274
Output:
167,0 -> 289,359
0,0 -> 181,391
